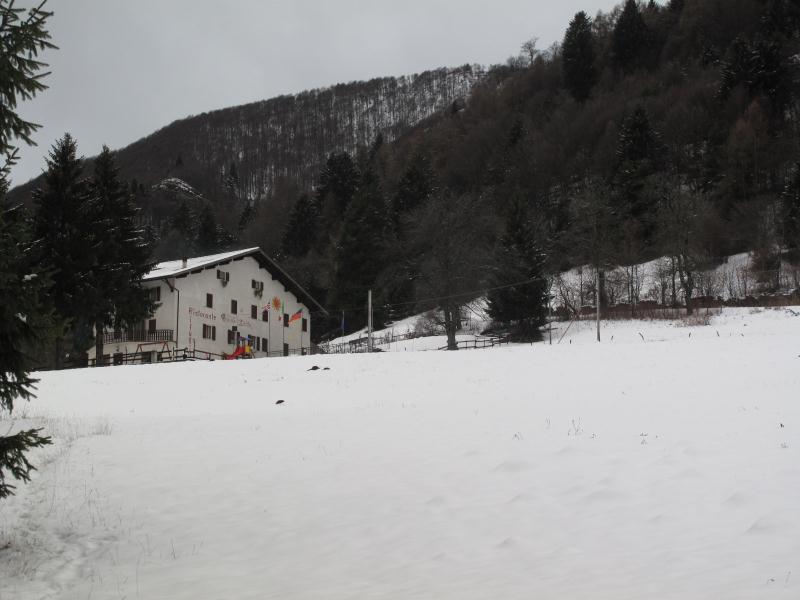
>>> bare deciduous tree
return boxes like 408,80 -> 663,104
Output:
408,193 -> 492,350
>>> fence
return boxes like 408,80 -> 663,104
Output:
555,291 -> 800,323
320,330 -> 425,355
437,336 -> 510,351
89,345 -> 325,367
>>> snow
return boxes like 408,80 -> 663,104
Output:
142,247 -> 260,281
554,253 -> 800,309
2,308 -> 799,599
323,299 -> 492,352
152,178 -> 202,199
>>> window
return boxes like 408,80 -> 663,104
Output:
206,293 -> 213,308
149,286 -> 161,302
202,324 -> 216,340
302,317 -> 308,332
283,313 -> 289,328
255,337 -> 261,351
148,319 -> 156,332
227,327 -> 238,345
231,299 -> 237,314
262,337 -> 268,353
283,343 -> 289,357
262,309 -> 268,322
251,305 -> 257,319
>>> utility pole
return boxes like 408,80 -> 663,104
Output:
596,267 -> 601,343
367,289 -> 373,353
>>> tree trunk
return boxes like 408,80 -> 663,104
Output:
444,305 -> 458,350
676,257 -> 694,316
54,337 -> 63,370
95,321 -> 105,367
670,257 -> 677,307
685,287 -> 694,315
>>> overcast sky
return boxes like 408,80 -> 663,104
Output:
11,0 -> 621,186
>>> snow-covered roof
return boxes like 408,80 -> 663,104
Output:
143,248 -> 260,281
143,247 -> 327,314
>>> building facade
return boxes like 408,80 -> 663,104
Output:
88,248 -> 326,365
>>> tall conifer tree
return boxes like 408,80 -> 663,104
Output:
562,11 -> 596,102
87,146 -> 153,365
0,0 -> 54,499
782,164 -> 800,261
32,134 -> 94,366
487,195 -> 548,338
330,163 -> 390,331
281,193 -> 320,258
612,0 -> 650,73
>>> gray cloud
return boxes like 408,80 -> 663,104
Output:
11,0 -> 620,186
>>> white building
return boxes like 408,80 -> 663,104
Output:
89,247 -> 326,365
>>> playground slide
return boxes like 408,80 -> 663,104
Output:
225,346 -> 246,360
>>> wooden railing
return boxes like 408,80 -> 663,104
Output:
103,329 -> 174,344
437,336 -> 510,351
90,345 -> 325,366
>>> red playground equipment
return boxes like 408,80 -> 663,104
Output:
224,343 -> 252,360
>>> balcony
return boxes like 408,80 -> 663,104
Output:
104,329 -> 174,344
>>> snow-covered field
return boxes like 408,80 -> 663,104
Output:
2,308 -> 799,599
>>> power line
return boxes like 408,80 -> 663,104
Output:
302,275 -> 549,318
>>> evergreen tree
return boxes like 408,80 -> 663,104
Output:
487,195 -> 548,338
86,146 -> 153,365
196,204 -> 220,253
0,0 -> 54,499
317,152 -> 359,214
330,164 -> 390,331
32,134 -> 95,367
614,106 -> 665,245
281,193 -> 319,258
237,202 -> 254,233
562,11 -> 596,103
0,196 -> 53,498
171,200 -> 194,236
392,151 -> 435,221
782,164 -> 800,262
612,0 -> 650,73
0,0 -> 55,176
719,35 -> 790,117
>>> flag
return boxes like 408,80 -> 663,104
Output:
289,309 -> 302,324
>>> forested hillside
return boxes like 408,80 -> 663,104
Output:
274,0 -> 800,339
15,0 -> 800,343
12,65 -> 482,257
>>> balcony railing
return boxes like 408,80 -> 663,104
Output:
104,329 -> 174,344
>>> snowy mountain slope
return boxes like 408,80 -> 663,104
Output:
1,308 -> 799,599
9,66 -> 483,206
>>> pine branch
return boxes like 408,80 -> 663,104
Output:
0,428 -> 52,498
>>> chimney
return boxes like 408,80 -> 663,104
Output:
181,257 -> 188,268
